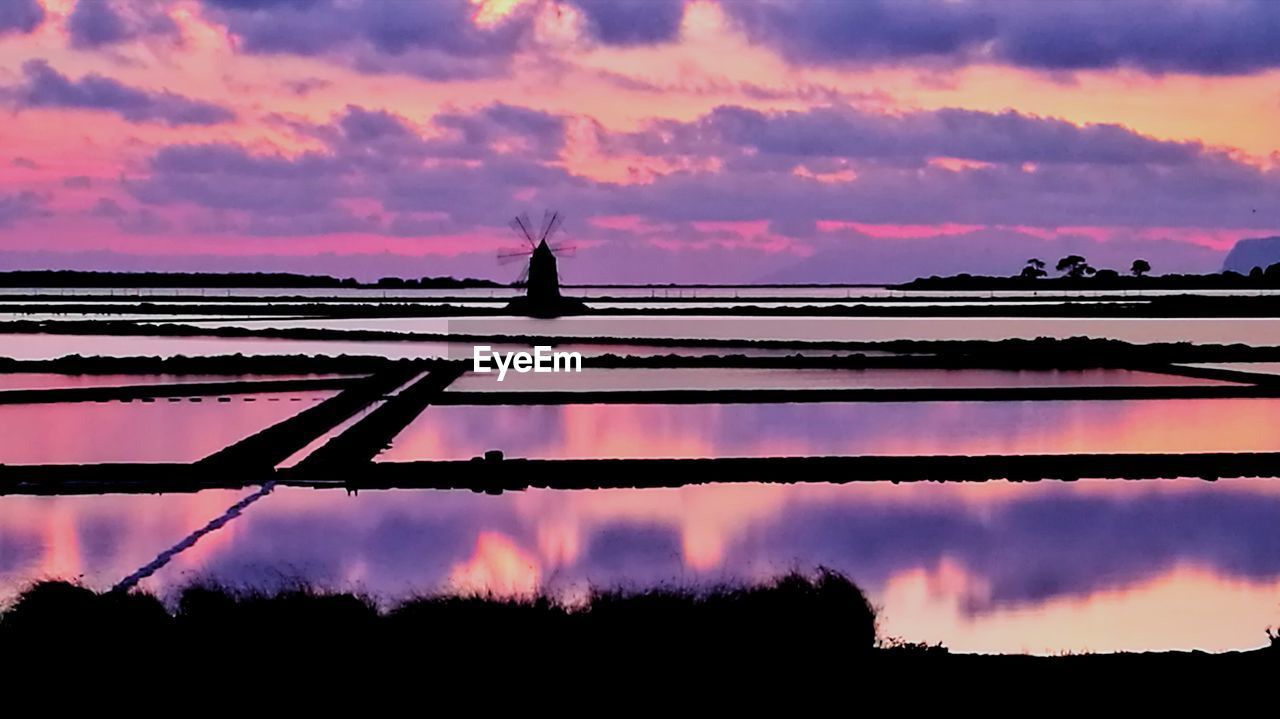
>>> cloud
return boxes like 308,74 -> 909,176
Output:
725,0 -> 1280,76
569,0 -> 686,46
431,102 -> 568,159
88,197 -> 174,235
583,154 -> 1279,232
10,156 -> 39,169
617,104 -> 1204,167
198,0 -> 689,81
129,103 -> 578,232
740,486 -> 1280,609
0,191 -> 45,228
66,0 -> 181,49
281,77 -> 331,96
2,60 -> 235,126
134,142 -> 347,213
0,0 -> 44,36
89,197 -> 126,218
118,100 -> 1277,278
588,103 -> 1280,232
200,0 -> 535,79
337,105 -> 416,144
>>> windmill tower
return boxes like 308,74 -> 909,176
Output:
499,210 -> 586,317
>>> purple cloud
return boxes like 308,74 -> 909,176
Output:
569,0 -> 686,46
66,0 -> 181,49
0,0 -> 44,36
126,103 -> 580,234
618,104 -> 1204,167
2,60 -> 235,126
0,191 -> 45,228
120,100 -> 1279,271
584,153 -> 1278,230
726,0 -> 1280,76
337,105 -> 415,143
201,0 -> 689,69
432,103 -> 568,159
134,143 -> 346,213
201,0 -> 534,79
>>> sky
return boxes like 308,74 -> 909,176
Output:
1,0 -> 1278,283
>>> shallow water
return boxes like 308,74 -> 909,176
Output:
0,333 -> 875,361
4,479 -> 1279,654
0,313 -> 291,322
377,398 -> 1280,461
0,372 -> 357,391
447,367 -> 1227,393
153,315 -> 1280,347
1181,362 -> 1280,377
0,391 -> 335,464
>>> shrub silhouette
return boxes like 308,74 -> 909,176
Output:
0,570 -> 876,664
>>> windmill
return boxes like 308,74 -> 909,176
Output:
498,210 -> 575,303
498,210 -> 587,317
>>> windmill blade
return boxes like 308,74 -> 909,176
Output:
509,215 -> 537,248
497,249 -> 533,258
508,218 -> 527,241
541,210 -> 564,243
539,210 -> 554,241
548,241 -> 577,258
496,249 -> 532,265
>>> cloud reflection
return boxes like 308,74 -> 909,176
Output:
6,479 -> 1280,652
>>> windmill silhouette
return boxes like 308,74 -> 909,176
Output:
499,210 -> 587,317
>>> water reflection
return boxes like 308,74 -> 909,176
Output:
0,391 -> 334,464
0,489 -> 251,599
0,373 -> 354,391
0,333 -> 869,361
447,367 -> 1227,393
379,398 -> 1280,461
4,480 -> 1275,653
166,315 -> 1280,347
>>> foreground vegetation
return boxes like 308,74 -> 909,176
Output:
0,570 -> 881,662
2,570 -> 1276,675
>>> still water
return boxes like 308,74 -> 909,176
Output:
0,391 -> 334,464
447,367 -> 1227,393
378,398 -> 1280,461
2,479 -> 1277,654
150,315 -> 1280,347
0,333 -> 873,361
0,373 -> 356,391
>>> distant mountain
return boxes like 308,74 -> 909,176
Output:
1223,237 -> 1280,274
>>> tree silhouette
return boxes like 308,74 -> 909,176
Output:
1131,259 -> 1151,277
1020,258 -> 1047,279
1056,255 -> 1095,278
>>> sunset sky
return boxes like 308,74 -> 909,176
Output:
1,0 -> 1278,282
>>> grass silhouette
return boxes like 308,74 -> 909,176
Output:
0,569 -> 877,666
